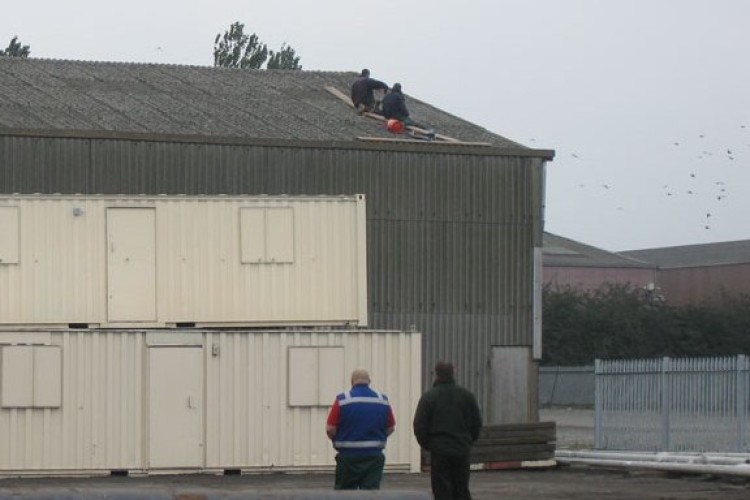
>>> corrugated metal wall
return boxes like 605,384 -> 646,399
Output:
0,329 -> 421,473
0,135 -> 547,423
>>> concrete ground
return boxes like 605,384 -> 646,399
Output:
0,466 -> 749,499
3,409 -> 747,498
540,407 -> 595,449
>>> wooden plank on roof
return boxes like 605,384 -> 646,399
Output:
357,136 -> 492,147
326,86 -> 464,144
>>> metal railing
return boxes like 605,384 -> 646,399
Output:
594,355 -> 750,452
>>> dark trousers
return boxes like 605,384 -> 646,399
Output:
430,452 -> 472,500
334,453 -> 385,490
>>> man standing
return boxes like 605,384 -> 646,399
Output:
413,361 -> 482,500
350,69 -> 389,114
326,369 -> 395,490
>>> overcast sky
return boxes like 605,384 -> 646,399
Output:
3,0 -> 749,251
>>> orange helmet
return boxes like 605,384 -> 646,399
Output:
386,119 -> 405,134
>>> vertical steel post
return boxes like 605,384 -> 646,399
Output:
661,357 -> 672,451
594,359 -> 602,449
737,354 -> 747,452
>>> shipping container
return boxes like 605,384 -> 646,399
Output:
0,195 -> 367,328
0,328 -> 421,474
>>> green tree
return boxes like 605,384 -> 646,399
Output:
213,22 -> 301,70
267,43 -> 302,70
0,36 -> 30,57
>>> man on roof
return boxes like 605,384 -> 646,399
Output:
351,69 -> 389,115
381,83 -> 433,136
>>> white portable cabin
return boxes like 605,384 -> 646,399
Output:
0,328 -> 422,474
0,194 -> 368,328
0,194 -> 422,475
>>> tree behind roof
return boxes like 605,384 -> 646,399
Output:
1,36 -> 30,57
213,22 -> 301,70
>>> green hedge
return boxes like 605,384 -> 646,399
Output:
542,283 -> 750,365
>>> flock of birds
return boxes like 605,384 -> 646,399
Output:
552,124 -> 748,232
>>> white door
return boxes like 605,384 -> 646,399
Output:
148,347 -> 204,468
106,208 -> 156,322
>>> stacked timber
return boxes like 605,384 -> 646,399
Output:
470,422 -> 557,465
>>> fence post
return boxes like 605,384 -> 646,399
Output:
661,357 -> 671,451
738,354 -> 747,452
594,359 -> 602,449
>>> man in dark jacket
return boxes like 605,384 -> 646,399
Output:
381,83 -> 432,133
413,361 -> 482,500
350,69 -> 389,114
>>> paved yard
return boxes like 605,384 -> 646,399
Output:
1,466 -> 749,499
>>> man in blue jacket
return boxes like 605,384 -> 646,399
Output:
326,369 -> 395,489
413,361 -> 482,500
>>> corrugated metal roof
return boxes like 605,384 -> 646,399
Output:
621,240 -> 750,268
0,58 -> 527,148
543,232 -> 655,269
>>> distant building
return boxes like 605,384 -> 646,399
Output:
621,240 -> 750,305
543,233 -> 657,292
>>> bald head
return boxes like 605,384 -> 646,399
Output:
351,369 -> 371,386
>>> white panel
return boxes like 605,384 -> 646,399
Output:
107,208 -> 156,322
0,207 -> 19,264
0,331 -> 144,471
149,347 -> 204,468
0,195 -> 366,327
204,329 -> 422,472
240,208 -> 265,263
33,346 -> 62,407
288,347 -> 318,406
266,208 -> 294,263
1,346 -> 33,407
318,347 -> 344,406
533,247 -> 543,360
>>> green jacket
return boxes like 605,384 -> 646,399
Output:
412,379 -> 482,456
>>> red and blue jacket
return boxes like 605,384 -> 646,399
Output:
326,383 -> 395,456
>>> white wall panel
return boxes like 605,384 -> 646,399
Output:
0,329 -> 420,474
0,195 -> 367,327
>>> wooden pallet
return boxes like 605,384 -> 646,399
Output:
420,421 -> 557,469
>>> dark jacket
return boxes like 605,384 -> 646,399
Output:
413,379 -> 482,456
351,77 -> 389,108
381,89 -> 409,120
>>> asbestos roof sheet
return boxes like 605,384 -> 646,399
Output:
543,232 -> 655,269
620,240 -> 750,268
0,58 -> 525,148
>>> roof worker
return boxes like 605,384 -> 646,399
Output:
381,83 -> 434,137
326,369 -> 395,490
351,68 -> 389,115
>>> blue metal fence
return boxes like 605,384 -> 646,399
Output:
594,355 -> 750,452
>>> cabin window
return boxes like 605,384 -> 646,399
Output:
287,347 -> 344,406
0,207 -> 19,264
240,207 -> 294,264
1,345 -> 62,408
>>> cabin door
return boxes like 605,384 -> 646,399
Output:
106,208 -> 157,322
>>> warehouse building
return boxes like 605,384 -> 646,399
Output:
0,58 -> 554,472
